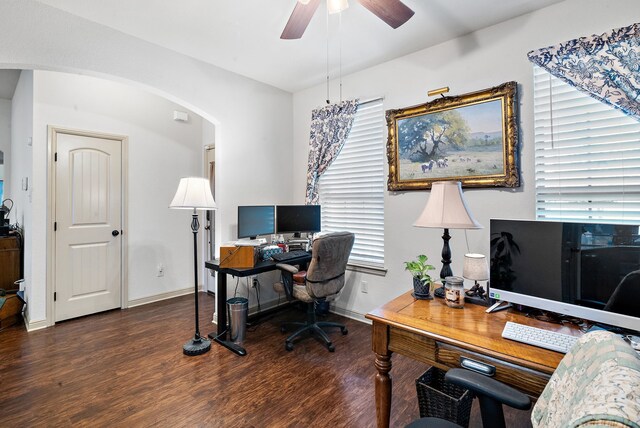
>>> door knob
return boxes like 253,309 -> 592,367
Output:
112,230 -> 120,237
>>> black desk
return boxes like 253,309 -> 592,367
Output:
205,252 -> 311,356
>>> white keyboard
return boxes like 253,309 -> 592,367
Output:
502,321 -> 579,354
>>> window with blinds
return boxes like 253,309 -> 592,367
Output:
533,65 -> 640,223
318,98 -> 385,268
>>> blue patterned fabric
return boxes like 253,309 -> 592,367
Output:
528,22 -> 640,121
305,99 -> 359,204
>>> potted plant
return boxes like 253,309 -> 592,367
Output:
405,254 -> 436,300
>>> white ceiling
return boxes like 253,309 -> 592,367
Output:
20,1 -> 564,93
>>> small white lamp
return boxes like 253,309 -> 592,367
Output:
463,253 -> 490,305
414,181 -> 481,297
170,177 -> 217,356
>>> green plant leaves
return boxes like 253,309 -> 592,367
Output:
404,254 -> 436,283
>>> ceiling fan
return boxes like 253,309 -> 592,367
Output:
281,0 -> 415,39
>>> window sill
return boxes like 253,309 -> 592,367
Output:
347,263 -> 387,277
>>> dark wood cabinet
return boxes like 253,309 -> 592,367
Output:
0,235 -> 22,291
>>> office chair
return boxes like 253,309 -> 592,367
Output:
273,231 -> 355,352
604,269 -> 640,317
407,330 -> 640,428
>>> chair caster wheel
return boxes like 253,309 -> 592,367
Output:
341,327 -> 348,335
285,342 -> 294,352
328,343 -> 335,352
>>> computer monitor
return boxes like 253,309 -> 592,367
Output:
276,205 -> 321,237
489,219 -> 640,332
237,205 -> 275,239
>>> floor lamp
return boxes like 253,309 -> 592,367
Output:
170,177 -> 217,356
413,181 -> 481,298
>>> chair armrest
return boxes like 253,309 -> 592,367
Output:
445,368 -> 531,410
276,263 -> 299,274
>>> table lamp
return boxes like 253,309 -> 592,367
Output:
463,253 -> 490,306
170,177 -> 217,356
413,181 -> 481,298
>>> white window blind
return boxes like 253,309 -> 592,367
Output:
533,65 -> 640,223
318,98 -> 385,267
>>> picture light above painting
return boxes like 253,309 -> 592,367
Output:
386,81 -> 520,190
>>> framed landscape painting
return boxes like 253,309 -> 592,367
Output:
386,81 -> 520,190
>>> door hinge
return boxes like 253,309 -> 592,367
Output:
54,152 -> 57,162
54,222 -> 57,231
54,292 -> 57,301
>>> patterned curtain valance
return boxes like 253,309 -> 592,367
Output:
305,99 -> 359,205
528,22 -> 640,121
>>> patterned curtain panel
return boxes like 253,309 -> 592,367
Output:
528,22 -> 640,121
305,99 -> 359,204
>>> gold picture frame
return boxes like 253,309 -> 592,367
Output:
386,81 -> 520,190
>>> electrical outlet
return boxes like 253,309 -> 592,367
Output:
361,280 -> 368,293
252,277 -> 259,288
157,264 -> 164,277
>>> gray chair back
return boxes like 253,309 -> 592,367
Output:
305,231 -> 355,299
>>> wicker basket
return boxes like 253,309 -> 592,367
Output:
415,367 -> 474,427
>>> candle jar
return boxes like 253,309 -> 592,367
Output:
444,276 -> 465,309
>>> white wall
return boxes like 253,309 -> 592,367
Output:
33,70 -> 207,302
10,71 -> 33,317
0,0 -> 293,326
0,98 -> 10,197
292,0 -> 640,319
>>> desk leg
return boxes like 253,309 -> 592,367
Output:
372,322 -> 392,428
375,353 -> 392,428
208,271 -> 247,356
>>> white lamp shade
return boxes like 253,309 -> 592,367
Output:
463,253 -> 489,281
169,177 -> 217,210
414,181 -> 481,229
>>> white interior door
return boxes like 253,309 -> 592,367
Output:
54,130 -> 123,322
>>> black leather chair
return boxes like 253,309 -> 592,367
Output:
406,368 -> 531,428
407,331 -> 640,428
273,231 -> 355,352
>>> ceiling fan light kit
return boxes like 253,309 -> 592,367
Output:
282,0 -> 414,39
327,0 -> 349,14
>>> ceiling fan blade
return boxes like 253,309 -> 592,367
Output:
281,0 -> 322,39
355,0 -> 415,29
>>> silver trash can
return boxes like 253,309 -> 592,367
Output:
227,297 -> 248,344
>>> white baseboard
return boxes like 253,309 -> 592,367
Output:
211,296 -> 289,326
25,316 -> 48,332
330,305 -> 370,325
248,296 -> 289,316
127,286 -> 196,308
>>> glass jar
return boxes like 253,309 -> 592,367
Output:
444,276 -> 465,309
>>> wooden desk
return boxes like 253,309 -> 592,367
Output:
205,252 -> 311,356
365,292 -> 582,428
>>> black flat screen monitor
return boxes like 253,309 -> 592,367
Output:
237,205 -> 275,239
276,205 -> 321,237
489,219 -> 640,331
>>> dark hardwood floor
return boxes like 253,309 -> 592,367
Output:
1,293 -> 532,427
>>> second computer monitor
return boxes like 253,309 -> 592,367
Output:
276,205 -> 321,237
237,205 -> 275,239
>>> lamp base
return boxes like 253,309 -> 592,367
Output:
433,285 -> 445,299
183,335 -> 211,356
464,282 -> 490,306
